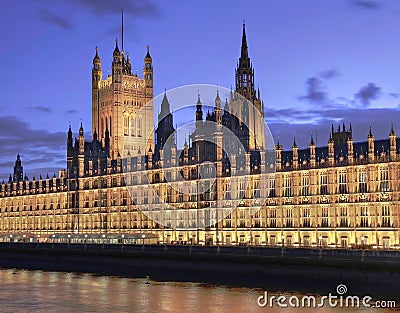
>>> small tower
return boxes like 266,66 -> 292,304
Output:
13,154 -> 23,182
215,90 -> 222,125
275,139 -> 282,171
78,122 -> 85,178
143,45 -> 153,90
292,137 -> 298,169
328,133 -> 335,166
196,93 -> 203,122
368,126 -> 375,161
390,124 -> 397,160
310,135 -> 316,167
347,132 -> 354,165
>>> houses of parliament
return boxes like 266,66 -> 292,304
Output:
0,23 -> 398,250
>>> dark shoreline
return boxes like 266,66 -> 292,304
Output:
0,243 -> 399,301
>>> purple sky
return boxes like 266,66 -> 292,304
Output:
1,0 -> 400,180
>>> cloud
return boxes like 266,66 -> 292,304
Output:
352,0 -> 381,10
267,105 -> 398,149
66,109 -> 77,114
354,83 -> 381,106
299,77 -> 329,104
319,69 -> 339,80
37,7 -> 72,30
28,106 -> 52,113
36,0 -> 159,29
0,115 -> 66,180
70,0 -> 159,17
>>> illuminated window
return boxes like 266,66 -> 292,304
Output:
339,170 -> 347,194
319,171 -> 328,195
379,167 -> 389,192
301,174 -> 310,196
359,169 -> 367,193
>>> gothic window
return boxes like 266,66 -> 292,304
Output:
319,171 -> 328,195
340,207 -> 348,227
268,175 -> 276,197
379,167 -> 389,192
382,205 -> 391,227
109,116 -> 112,136
301,174 -> 310,196
285,208 -> 293,227
284,175 -> 292,197
360,206 -> 369,227
359,169 -> 367,193
130,118 -> 135,137
321,207 -> 329,227
339,170 -> 347,194
137,117 -> 142,137
303,207 -> 311,227
123,116 -> 129,136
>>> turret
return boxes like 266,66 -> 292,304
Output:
196,93 -> 203,122
275,139 -> 282,171
368,126 -> 374,161
347,132 -> 354,165
112,38 -> 122,84
292,137 -> 298,169
13,154 -> 23,182
328,133 -> 335,166
215,90 -> 222,125
78,122 -> 85,178
92,47 -> 102,84
79,122 -> 85,154
143,45 -> 153,89
390,124 -> 397,160
310,135 -> 316,167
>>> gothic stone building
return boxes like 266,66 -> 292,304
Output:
0,25 -> 398,249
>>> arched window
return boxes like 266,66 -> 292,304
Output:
109,116 -> 112,136
137,117 -> 142,137
130,118 -> 135,137
123,116 -> 129,136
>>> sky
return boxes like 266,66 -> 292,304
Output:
1,0 -> 400,180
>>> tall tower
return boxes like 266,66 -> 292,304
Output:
234,22 -> 264,150
155,92 -> 175,155
91,16 -> 154,158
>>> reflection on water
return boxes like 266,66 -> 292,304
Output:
0,269 -> 393,313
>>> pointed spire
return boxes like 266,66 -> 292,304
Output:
310,135 -> 315,146
240,20 -> 249,61
79,121 -> 84,136
145,45 -> 151,59
368,125 -> 373,138
215,88 -> 221,108
121,8 -> 124,52
292,136 -> 297,148
390,123 -> 396,136
224,98 -> 230,112
93,46 -> 100,63
113,38 -> 120,56
160,89 -> 171,116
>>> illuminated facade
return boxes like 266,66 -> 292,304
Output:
0,25 -> 398,249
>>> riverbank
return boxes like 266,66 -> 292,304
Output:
0,243 -> 399,300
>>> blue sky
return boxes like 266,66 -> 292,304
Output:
1,0 -> 400,179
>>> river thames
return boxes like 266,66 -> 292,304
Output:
0,269 -> 395,312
